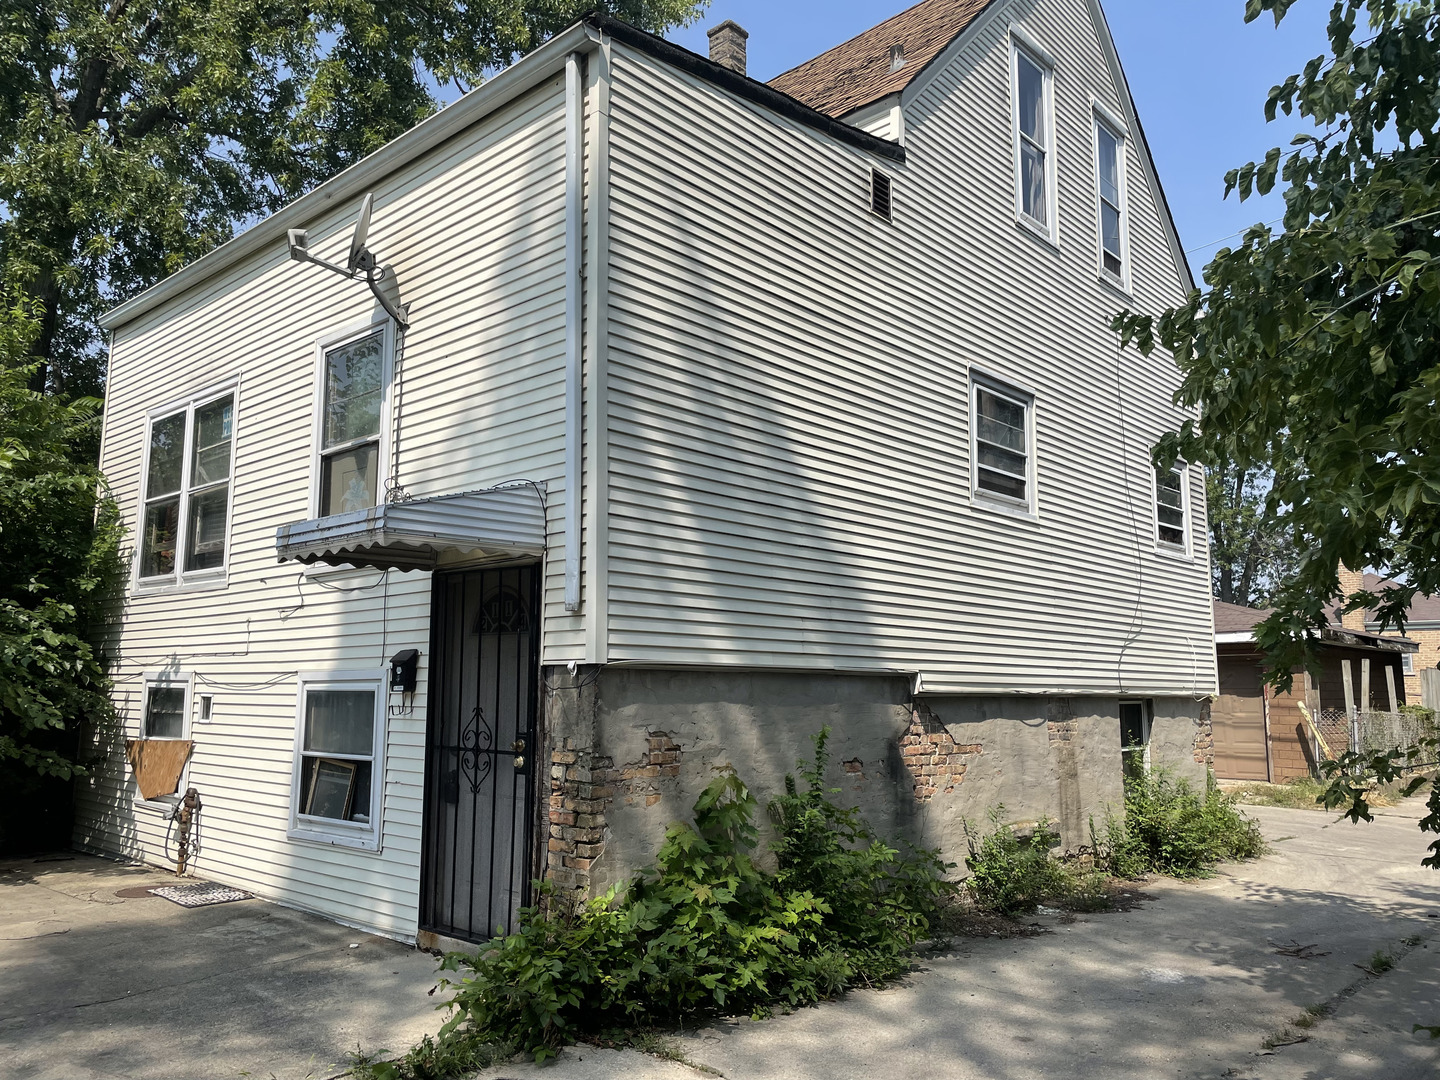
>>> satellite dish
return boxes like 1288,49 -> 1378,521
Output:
347,193 -> 374,274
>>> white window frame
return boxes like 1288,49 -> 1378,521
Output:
309,319 -> 395,521
1093,107 -> 1130,290
133,673 -> 192,808
1154,463 -> 1191,556
969,371 -> 1038,517
133,379 -> 240,591
1403,652 -> 1416,677
1119,699 -> 1153,776
287,670 -> 387,852
1011,31 -> 1059,244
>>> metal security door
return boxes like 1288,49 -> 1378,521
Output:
421,563 -> 540,942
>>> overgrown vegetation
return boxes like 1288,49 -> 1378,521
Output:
1098,770 -> 1266,879
1226,776 -> 1329,810
0,365 -> 125,851
962,813 -> 1072,916
423,731 -> 954,1065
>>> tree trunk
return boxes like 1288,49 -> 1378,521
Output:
28,271 -> 60,394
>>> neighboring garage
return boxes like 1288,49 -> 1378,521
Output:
1211,601 -> 1415,783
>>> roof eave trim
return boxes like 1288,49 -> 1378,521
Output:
588,14 -> 906,164
101,21 -> 596,333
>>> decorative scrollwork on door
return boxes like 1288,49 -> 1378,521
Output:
477,587 -> 530,634
459,705 -> 494,794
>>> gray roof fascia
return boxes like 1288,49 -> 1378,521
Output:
100,21 -> 595,333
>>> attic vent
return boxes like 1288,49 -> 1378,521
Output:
870,169 -> 893,221
889,44 -> 906,72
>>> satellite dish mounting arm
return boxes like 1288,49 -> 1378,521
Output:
287,193 -> 409,329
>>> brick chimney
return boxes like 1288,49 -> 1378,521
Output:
1338,564 -> 1367,631
708,20 -> 749,76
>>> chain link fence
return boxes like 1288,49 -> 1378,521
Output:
1311,706 -> 1438,760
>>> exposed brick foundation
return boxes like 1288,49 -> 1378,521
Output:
1046,698 -> 1078,744
546,732 -> 684,897
1194,700 -> 1215,766
900,704 -> 980,802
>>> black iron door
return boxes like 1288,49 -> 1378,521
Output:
421,563 -> 540,942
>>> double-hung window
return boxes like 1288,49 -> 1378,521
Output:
1013,41 -> 1055,238
1095,116 -> 1127,283
1155,465 -> 1188,551
139,388 -> 237,585
317,327 -> 388,517
289,672 -> 385,850
133,676 -> 191,804
971,375 -> 1034,511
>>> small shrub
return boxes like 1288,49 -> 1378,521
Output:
1097,769 -> 1265,879
437,729 -> 956,1062
963,811 -> 1071,915
1059,867 -> 1114,913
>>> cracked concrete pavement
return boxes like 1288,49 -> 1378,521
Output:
0,855 -> 444,1080
473,801 -> 1440,1080
2,800 -> 1436,1080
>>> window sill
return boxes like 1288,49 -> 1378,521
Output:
134,794 -> 182,815
1098,271 -> 1132,301
970,491 -> 1039,522
131,574 -> 229,599
1154,542 -> 1194,562
287,825 -> 381,853
1015,215 -> 1060,252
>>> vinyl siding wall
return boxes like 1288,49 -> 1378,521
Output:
600,0 -> 1215,694
76,77 -> 573,939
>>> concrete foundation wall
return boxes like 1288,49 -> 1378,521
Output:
542,668 -> 1211,897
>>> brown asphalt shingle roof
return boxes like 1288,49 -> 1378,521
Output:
767,0 -> 997,118
1214,601 -> 1273,636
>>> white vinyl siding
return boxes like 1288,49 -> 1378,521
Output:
77,77 -> 574,941
600,0 -> 1208,695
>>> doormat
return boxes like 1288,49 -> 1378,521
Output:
149,882 -> 253,908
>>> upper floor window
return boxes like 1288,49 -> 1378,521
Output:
972,374 -> 1034,512
139,388 -> 236,585
316,325 -> 389,517
1013,42 -> 1055,238
1095,117 -> 1127,283
1155,465 -> 1188,550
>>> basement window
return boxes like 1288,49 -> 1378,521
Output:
1120,700 -> 1151,780
870,169 -> 893,222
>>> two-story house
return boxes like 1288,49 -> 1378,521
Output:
76,0 -> 1215,946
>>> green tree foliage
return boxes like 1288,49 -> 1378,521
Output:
1207,460 -> 1299,606
0,0 -> 707,396
1114,0 -> 1440,673
1112,0 -> 1440,866
0,357 -> 126,846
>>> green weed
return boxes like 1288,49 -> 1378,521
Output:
1097,769 -> 1265,879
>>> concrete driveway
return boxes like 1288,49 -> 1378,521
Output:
471,801 -> 1440,1080
3,803 -> 1437,1080
0,855 -> 443,1080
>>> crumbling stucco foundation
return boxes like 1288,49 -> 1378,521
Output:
541,667 -> 1209,897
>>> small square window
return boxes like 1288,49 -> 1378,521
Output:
144,686 -> 187,739
971,376 -> 1033,510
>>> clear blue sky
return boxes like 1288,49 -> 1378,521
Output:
666,0 -> 1332,283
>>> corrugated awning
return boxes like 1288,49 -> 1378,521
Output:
275,485 -> 545,572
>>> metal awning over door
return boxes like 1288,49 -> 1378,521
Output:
274,485 -> 545,572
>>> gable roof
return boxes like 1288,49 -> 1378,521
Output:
768,0 -> 997,118
1213,601 -> 1273,636
1360,573 -> 1440,628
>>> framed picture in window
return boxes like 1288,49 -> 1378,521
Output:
305,758 -> 358,821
